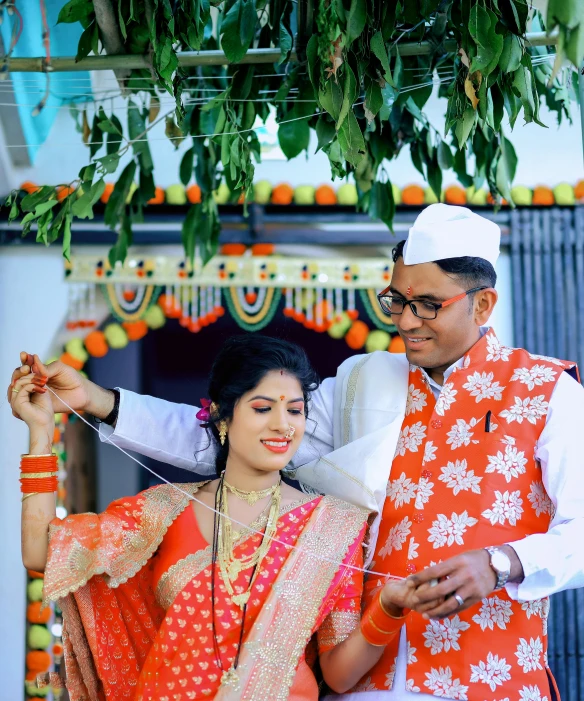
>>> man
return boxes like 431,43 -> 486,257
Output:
10,204 -> 584,700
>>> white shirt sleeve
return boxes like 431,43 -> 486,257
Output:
98,378 -> 336,476
505,371 -> 584,601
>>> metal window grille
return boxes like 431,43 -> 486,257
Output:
511,207 -> 584,700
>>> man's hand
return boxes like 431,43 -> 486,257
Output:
409,548 -> 520,620
7,352 -> 115,421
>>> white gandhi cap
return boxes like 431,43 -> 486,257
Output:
402,203 -> 501,267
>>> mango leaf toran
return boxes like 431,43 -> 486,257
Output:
4,0 -> 583,264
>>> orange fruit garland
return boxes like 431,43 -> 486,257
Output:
122,320 -> 148,341
271,183 -> 294,205
147,187 -> 165,205
444,185 -> 467,205
56,186 -> 75,201
389,335 -> 406,353
532,186 -> 555,206
575,180 -> 584,201
345,320 -> 369,349
251,243 -> 274,256
84,330 -> 109,358
101,182 -> 115,204
186,184 -> 202,204
315,185 -> 337,205
401,184 -> 425,206
20,181 -> 39,194
27,602 -> 51,625
26,650 -> 51,673
60,352 -> 84,371
221,243 -> 247,256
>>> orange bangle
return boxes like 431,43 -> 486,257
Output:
20,476 -> 58,494
360,614 -> 400,646
360,591 -> 407,646
20,455 -> 58,473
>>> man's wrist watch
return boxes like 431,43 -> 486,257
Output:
485,546 -> 512,589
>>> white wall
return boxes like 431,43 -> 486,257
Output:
0,248 -> 68,699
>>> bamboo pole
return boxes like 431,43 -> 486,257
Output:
1,32 -> 558,73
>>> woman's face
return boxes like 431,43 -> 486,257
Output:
225,370 -> 307,475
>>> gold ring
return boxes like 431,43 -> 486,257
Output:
12,388 -> 19,395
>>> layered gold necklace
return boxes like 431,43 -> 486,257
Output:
217,477 -> 281,609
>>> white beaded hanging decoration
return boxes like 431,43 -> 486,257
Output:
88,284 -> 97,328
284,287 -> 294,318
190,285 -> 200,332
294,287 -> 303,322
335,288 -> 344,320
315,287 -> 324,330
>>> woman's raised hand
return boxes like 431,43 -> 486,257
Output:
10,373 -> 55,434
7,352 -> 92,418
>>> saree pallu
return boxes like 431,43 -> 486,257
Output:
42,483 -> 368,701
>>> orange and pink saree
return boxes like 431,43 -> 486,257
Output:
42,482 -> 368,701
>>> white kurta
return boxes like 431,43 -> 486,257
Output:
100,343 -> 584,699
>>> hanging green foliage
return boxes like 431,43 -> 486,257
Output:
4,0 -> 583,264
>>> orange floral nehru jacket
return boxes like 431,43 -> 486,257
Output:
355,330 -> 575,700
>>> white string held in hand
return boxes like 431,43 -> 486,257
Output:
44,385 -> 404,582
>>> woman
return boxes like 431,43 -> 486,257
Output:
13,336 -> 426,700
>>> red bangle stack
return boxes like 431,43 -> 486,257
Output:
20,454 -> 58,494
360,590 -> 408,647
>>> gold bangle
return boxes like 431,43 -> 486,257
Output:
378,593 -> 407,621
21,492 -> 39,502
20,472 -> 58,479
21,453 -> 55,458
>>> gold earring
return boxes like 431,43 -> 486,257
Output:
219,420 -> 228,446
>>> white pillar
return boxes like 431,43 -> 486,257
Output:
0,247 -> 68,698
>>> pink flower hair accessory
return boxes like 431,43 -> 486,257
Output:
196,398 -> 214,425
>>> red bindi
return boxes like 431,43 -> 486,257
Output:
280,395 -> 285,401
406,286 -> 412,296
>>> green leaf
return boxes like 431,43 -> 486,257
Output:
337,111 -> 366,166
319,80 -> 343,121
71,179 -> 105,219
496,145 -> 514,204
368,181 -> 395,230
278,20 -> 292,64
499,34 -> 523,73
221,0 -> 256,63
306,35 -> 319,95
62,212 -> 72,262
104,161 -> 136,228
427,150 -> 442,202
108,214 -> 133,267
8,200 -> 19,222
491,83 -> 505,132
278,118 -> 310,159
315,117 -> 336,152
180,147 -> 195,186
96,153 -> 121,174
337,65 -> 358,131
346,0 -> 366,46
512,63 -> 535,123
76,20 -> 97,62
21,186 -> 54,212
57,0 -> 93,24
437,140 -> 453,170
89,113 -> 103,159
181,205 -> 199,264
455,108 -> 476,148
364,80 -> 383,123
469,6 -> 504,77
106,115 -> 123,155
370,31 -> 392,84
34,200 -> 60,217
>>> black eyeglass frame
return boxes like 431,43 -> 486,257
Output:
376,286 -> 489,320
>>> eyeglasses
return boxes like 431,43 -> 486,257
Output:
377,286 -> 489,320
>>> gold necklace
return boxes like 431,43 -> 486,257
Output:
217,478 -> 281,609
223,479 -> 279,506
